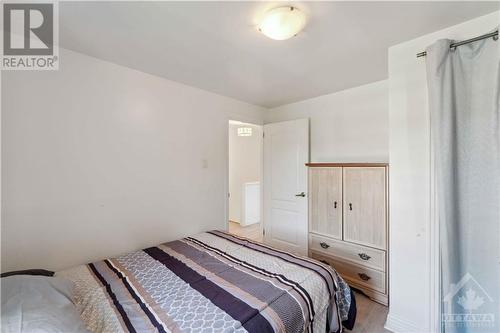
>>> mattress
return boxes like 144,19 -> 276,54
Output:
58,231 -> 355,333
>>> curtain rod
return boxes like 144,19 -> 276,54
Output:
416,30 -> 498,58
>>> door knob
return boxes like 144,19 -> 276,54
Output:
295,192 -> 306,197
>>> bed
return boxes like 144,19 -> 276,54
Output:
55,230 -> 355,333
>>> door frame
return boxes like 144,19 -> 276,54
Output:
225,118 -> 264,236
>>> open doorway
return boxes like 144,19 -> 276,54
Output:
228,120 -> 263,242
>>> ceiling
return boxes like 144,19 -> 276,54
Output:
60,1 -> 499,108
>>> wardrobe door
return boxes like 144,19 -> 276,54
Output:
343,167 -> 386,249
309,167 -> 342,239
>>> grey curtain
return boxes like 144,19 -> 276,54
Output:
426,32 -> 500,333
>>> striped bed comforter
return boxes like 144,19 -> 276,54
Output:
57,231 -> 355,333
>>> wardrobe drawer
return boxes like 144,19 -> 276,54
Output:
311,252 -> 386,294
309,233 -> 386,271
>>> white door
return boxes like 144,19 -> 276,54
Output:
263,119 -> 309,255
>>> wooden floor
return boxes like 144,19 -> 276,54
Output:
347,291 -> 390,333
227,221 -> 389,333
228,221 -> 263,242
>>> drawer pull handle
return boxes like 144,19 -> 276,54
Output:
320,242 -> 330,249
349,203 -> 353,210
358,253 -> 371,261
334,201 -> 337,209
358,273 -> 371,281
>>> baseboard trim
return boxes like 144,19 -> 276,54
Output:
384,314 -> 423,333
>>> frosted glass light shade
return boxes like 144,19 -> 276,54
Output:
258,7 -> 306,40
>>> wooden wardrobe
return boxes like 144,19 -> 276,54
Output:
307,163 -> 389,305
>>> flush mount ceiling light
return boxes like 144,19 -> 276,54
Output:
258,6 -> 306,40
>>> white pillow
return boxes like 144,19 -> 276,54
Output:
1,275 -> 88,333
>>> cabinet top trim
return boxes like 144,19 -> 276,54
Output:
306,163 -> 388,167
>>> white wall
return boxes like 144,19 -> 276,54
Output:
265,80 -> 388,162
228,122 -> 262,224
386,11 -> 499,333
1,48 -> 265,272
